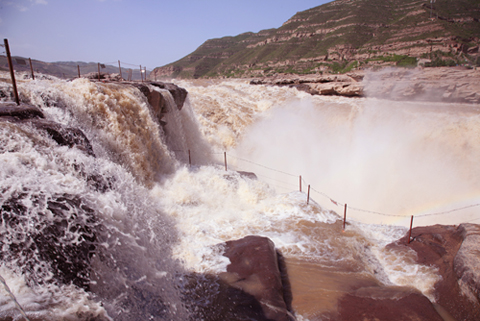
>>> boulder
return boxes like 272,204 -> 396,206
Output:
388,224 -> 480,321
220,235 -> 294,321
150,82 -> 188,110
183,236 -> 294,321
132,82 -> 188,111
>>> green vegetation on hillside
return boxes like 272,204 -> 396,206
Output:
153,0 -> 480,78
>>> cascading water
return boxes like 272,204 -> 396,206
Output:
0,73 -> 479,320
177,78 -> 480,227
175,78 -> 480,319
0,76 -> 200,320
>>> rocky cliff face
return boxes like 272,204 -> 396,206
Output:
250,66 -> 480,104
151,0 -> 480,79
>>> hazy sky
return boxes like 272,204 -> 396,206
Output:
1,0 -> 331,70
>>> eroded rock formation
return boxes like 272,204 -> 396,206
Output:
389,223 -> 480,321
250,67 -> 480,103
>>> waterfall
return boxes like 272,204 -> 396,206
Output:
1,74 -> 479,320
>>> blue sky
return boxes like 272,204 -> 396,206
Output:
0,0 -> 331,70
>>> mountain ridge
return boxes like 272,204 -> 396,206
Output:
0,56 -> 147,80
150,0 -> 480,79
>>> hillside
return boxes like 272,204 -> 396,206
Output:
0,57 -> 147,80
151,0 -> 480,79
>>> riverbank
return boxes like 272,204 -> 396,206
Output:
250,67 -> 480,104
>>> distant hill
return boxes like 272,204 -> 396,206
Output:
151,0 -> 480,79
0,56 -> 148,80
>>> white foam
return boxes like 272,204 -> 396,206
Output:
0,265 -> 110,320
3,74 -> 476,319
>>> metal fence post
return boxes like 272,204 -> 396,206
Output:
408,216 -> 414,244
4,39 -> 20,105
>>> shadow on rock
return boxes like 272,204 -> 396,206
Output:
182,235 -> 296,321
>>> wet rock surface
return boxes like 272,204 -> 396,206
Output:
337,290 -> 444,321
150,81 -> 188,110
132,81 -> 188,111
187,235 -> 294,321
0,103 -> 44,119
0,193 -> 99,290
389,223 -> 480,321
220,235 -> 294,321
31,119 -> 95,156
0,103 -> 95,157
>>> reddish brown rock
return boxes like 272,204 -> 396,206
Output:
150,82 -> 188,110
389,224 -> 480,321
220,235 -> 294,321
184,236 -> 294,321
337,289 -> 444,321
132,81 -> 188,111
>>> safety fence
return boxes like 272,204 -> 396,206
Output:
176,149 -> 480,241
3,38 -> 153,86
75,60 -> 151,82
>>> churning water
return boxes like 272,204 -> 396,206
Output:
0,73 -> 479,320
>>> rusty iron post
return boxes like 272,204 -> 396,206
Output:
77,65 -> 81,78
224,152 -> 227,171
97,63 -> 101,81
307,185 -> 311,205
408,215 -> 414,244
299,176 -> 302,192
188,150 -> 192,167
29,58 -> 35,80
343,204 -> 348,231
4,39 -> 20,105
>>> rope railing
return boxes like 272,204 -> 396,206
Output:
179,149 -> 480,232
72,60 -> 151,81
227,154 -> 298,177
